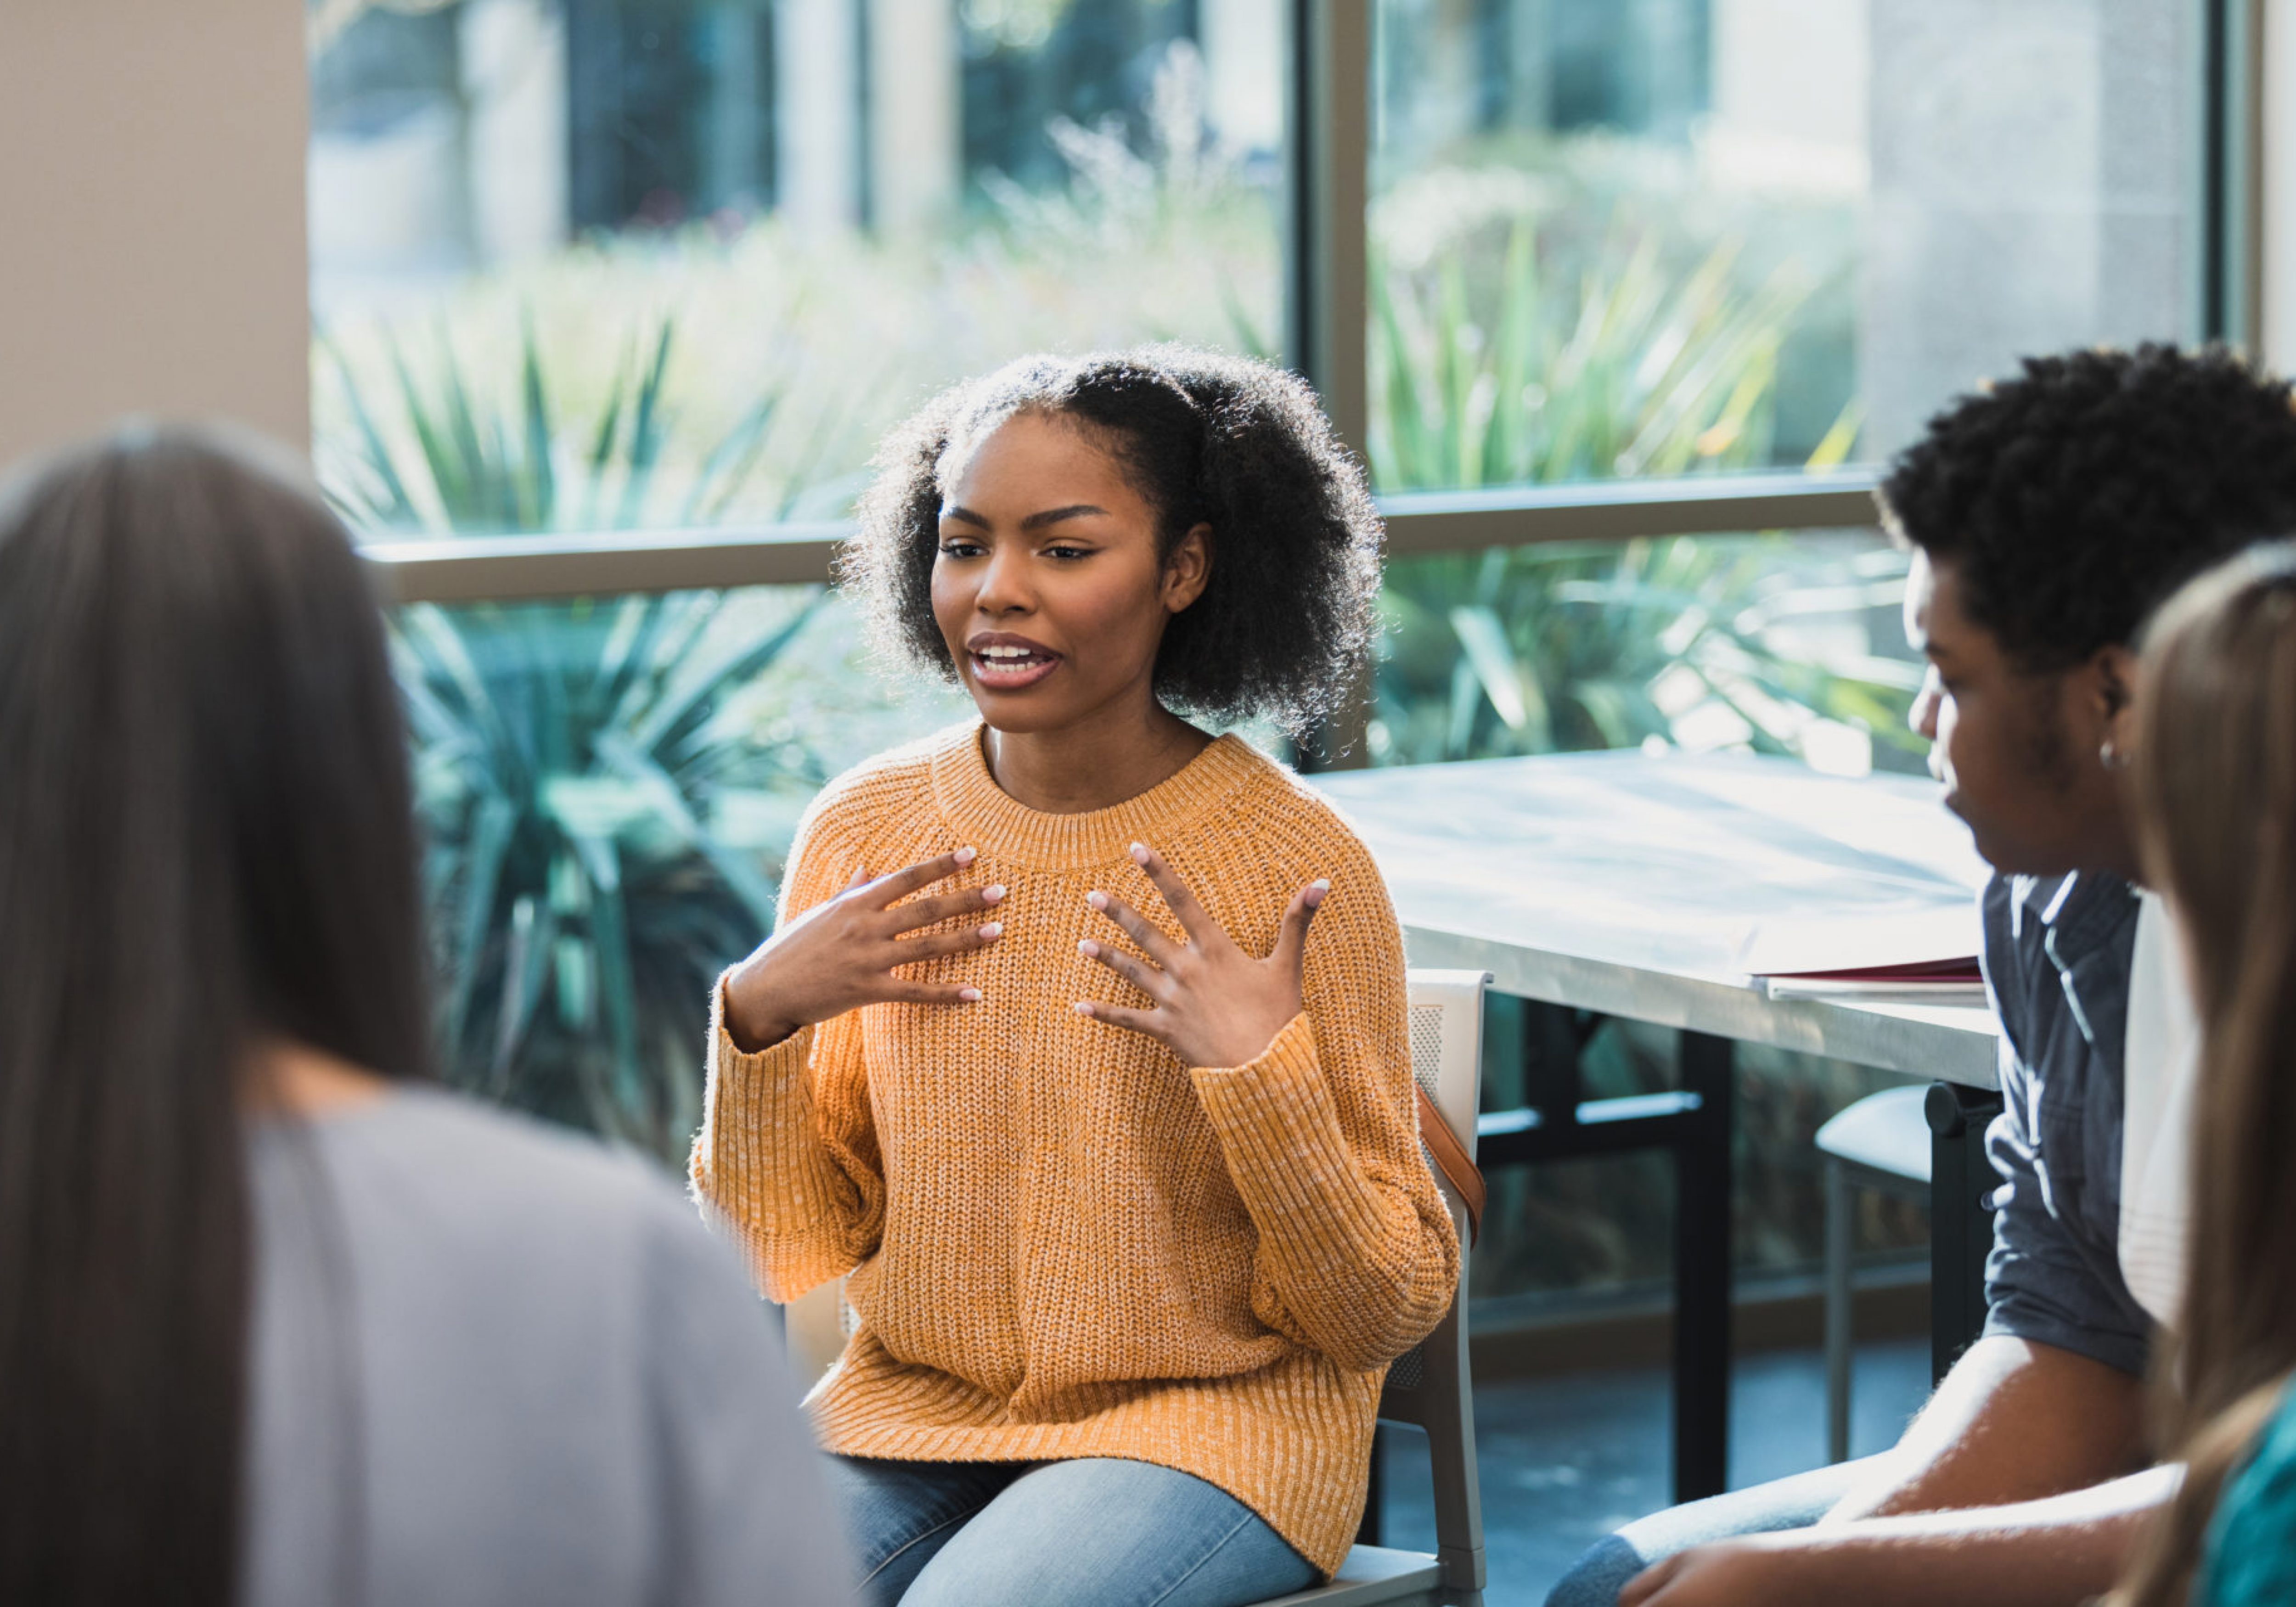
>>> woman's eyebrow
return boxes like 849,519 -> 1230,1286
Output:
1020,504 -> 1109,530
937,503 -> 1110,530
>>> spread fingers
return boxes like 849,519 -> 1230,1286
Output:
1083,889 -> 1183,967
888,882 -> 1007,936
1077,937 -> 1168,1000
1073,999 -> 1167,1043
890,922 -> 1004,965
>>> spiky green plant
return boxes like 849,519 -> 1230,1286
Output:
321,319 -> 839,1156
1365,204 -> 1915,772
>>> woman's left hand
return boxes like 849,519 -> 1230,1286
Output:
1075,842 -> 1328,1069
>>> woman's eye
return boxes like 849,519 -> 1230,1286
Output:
937,540 -> 983,559
1044,545 -> 1092,561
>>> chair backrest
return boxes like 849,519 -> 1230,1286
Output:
1377,968 -> 1489,1596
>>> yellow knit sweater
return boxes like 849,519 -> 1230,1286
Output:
690,722 -> 1460,1574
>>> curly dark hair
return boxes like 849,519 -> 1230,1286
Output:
1880,343 -> 2296,672
843,345 -> 1383,736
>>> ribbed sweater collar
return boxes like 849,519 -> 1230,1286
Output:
928,721 -> 1262,871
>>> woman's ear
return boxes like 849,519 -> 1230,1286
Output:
1162,523 -> 1213,614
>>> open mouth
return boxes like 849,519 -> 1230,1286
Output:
968,642 -> 1062,690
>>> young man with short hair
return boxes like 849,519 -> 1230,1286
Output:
1544,343 -> 2296,1607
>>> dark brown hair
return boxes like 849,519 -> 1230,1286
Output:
2113,541 -> 2296,1607
0,427 -> 433,1604
844,345 -> 1384,737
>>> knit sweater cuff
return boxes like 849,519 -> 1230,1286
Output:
692,977 -> 842,1274
1191,1013 -> 1385,1259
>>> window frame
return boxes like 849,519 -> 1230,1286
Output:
361,0 -> 2257,609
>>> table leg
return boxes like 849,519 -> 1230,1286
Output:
1924,1081 -> 2003,1383
1673,1031 -> 1735,1501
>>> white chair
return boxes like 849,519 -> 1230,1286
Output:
1814,1084 -> 1931,1464
1256,967 -> 1490,1607
783,970 -> 1492,1606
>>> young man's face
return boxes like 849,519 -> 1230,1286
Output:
1904,550 -> 2135,879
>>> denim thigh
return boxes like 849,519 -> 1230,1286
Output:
898,1457 -> 1319,1607
1542,1455 -> 1880,1607
829,1456 -> 1027,1607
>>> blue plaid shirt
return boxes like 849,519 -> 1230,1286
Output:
1976,871 -> 2154,1378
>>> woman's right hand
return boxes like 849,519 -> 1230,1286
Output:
722,848 -> 1005,1051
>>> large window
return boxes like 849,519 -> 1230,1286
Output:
315,0 -> 2239,1296
310,0 -> 1284,531
1364,0 -> 2204,493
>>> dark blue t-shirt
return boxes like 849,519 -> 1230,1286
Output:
1976,871 -> 2155,1378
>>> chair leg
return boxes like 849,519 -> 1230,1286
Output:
1824,1157 -> 1852,1465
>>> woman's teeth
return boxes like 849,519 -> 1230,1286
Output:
972,646 -> 1057,683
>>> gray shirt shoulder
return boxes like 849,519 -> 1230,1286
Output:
1977,871 -> 2154,1377
242,1084 -> 852,1607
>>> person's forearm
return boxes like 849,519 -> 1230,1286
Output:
1777,1467 -> 2178,1607
1823,1337 -> 2147,1522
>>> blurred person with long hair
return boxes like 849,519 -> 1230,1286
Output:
0,428 -> 851,1607
2108,545 -> 2296,1607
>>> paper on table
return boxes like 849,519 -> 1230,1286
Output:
1763,977 -> 1990,1006
1738,901 -> 1981,980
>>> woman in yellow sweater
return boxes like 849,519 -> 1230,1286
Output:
692,347 -> 1460,1606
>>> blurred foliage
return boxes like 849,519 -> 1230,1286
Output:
323,318 -> 952,1156
1363,173 -> 1917,775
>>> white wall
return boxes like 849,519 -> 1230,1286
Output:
0,1 -> 312,464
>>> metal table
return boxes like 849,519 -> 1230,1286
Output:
1313,749 -> 2002,1503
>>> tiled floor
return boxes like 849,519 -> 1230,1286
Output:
1376,1337 -> 1933,1605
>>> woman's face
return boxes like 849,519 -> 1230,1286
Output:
930,409 -> 1207,736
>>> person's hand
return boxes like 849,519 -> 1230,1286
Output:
723,849 -> 1004,1051
1074,841 -> 1327,1069
1619,1536 -> 1824,1607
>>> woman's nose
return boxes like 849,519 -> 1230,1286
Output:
974,549 -> 1031,615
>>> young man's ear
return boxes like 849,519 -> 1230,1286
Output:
2093,643 -> 2139,769
1162,523 -> 1213,614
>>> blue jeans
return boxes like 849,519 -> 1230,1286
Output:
1542,1456 -> 1878,1607
831,1455 -> 1320,1607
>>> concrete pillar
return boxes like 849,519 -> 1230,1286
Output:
463,0 -> 571,267
1708,0 -> 1867,177
1201,0 -> 1284,156
703,3 -> 771,213
775,0 -> 862,229
2265,0 -> 2296,372
0,0 -> 311,461
866,0 -> 961,234
1862,0 -> 2194,457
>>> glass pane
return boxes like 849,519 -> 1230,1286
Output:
311,0 -> 1285,535
398,584 -> 963,1155
1371,529 -> 1923,779
1368,0 -> 2201,492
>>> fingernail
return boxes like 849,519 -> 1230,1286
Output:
979,922 -> 1003,939
1073,1000 -> 1095,1017
1304,885 -> 1327,909
960,987 -> 983,1002
1078,938 -> 1098,957
1312,878 -> 1331,892
1129,842 -> 1149,864
955,846 -> 977,866
983,884 -> 1007,903
1086,890 -> 1109,910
